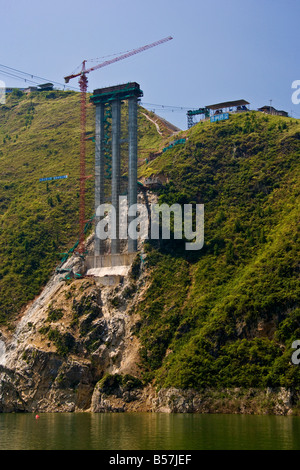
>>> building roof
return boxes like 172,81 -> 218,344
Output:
258,105 -> 288,115
206,99 -> 249,110
38,83 -> 54,89
258,105 -> 276,111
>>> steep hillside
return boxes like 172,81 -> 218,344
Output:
0,93 -> 299,413
0,90 -> 172,323
136,111 -> 300,391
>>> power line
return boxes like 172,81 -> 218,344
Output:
0,69 -> 41,86
141,101 -> 195,110
140,101 -> 198,114
0,63 -> 80,91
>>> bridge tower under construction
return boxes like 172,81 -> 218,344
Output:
90,82 -> 143,266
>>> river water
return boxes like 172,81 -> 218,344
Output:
0,412 -> 299,450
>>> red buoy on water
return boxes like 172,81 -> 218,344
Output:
35,414 -> 40,419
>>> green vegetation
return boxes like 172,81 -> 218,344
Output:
136,111 -> 300,390
46,305 -> 65,322
0,91 -> 88,322
47,328 -> 75,356
0,91 -> 166,323
97,373 -> 143,394
39,324 -> 75,356
1,92 -> 299,392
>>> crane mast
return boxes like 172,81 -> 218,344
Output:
64,36 -> 173,254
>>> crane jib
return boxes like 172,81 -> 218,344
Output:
64,36 -> 173,82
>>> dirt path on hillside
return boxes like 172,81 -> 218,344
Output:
142,112 -> 163,135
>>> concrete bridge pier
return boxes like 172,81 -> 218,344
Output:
111,99 -> 121,255
90,82 -> 143,275
94,102 -> 105,257
128,95 -> 138,253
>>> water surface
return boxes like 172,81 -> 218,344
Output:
0,412 -> 299,450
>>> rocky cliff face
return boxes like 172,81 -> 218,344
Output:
0,253 -> 298,415
0,248 -> 147,412
1,251 -> 298,415
0,199 -> 298,415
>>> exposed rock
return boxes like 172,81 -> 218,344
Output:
1,230 -> 298,415
0,250 -> 147,413
90,378 -> 299,415
150,387 -> 299,415
91,375 -> 155,413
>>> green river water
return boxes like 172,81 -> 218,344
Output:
0,412 -> 299,450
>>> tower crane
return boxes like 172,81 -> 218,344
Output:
64,36 -> 173,254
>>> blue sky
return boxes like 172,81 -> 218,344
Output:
1,0 -> 299,129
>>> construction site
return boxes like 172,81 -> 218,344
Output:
0,40 -> 299,416
54,62 -> 289,287
54,36 -> 277,288
55,37 -> 174,287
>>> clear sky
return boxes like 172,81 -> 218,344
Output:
1,0 -> 299,129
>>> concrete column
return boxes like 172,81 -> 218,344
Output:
111,99 -> 121,254
94,103 -> 105,257
128,96 -> 138,252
